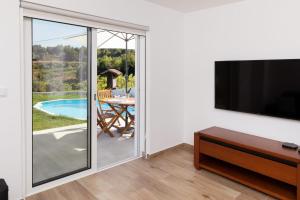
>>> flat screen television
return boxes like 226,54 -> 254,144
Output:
215,59 -> 300,120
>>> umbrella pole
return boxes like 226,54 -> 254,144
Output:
125,34 -> 129,128
125,33 -> 129,95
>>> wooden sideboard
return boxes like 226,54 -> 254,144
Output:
194,127 -> 300,200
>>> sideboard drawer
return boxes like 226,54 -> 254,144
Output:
199,140 -> 297,186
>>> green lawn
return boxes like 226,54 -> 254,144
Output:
33,93 -> 86,131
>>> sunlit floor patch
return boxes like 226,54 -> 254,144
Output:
53,129 -> 84,140
74,148 -> 86,152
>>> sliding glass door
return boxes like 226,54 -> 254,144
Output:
24,17 -> 146,191
31,19 -> 91,186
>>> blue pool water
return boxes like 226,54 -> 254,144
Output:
34,99 -> 135,120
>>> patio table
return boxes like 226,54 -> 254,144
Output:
100,98 -> 135,134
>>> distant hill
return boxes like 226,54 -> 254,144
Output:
32,45 -> 135,92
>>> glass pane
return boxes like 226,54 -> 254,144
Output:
32,19 -> 90,186
97,29 -> 136,168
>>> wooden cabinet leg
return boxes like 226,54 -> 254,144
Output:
298,164 -> 300,200
194,133 -> 201,169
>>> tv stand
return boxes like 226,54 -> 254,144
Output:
194,127 -> 300,200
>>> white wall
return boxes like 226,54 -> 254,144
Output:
0,1 -> 23,200
0,0 -> 184,198
184,0 -> 300,144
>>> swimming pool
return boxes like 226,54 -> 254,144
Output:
34,99 -> 135,120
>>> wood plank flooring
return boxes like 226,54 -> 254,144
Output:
27,145 -> 275,200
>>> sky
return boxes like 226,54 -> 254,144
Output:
33,19 -> 135,49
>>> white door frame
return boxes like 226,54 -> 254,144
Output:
22,17 -> 148,197
135,35 -> 147,157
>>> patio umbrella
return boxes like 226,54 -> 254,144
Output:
66,30 -> 136,94
97,30 -> 135,94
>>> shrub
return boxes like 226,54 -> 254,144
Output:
97,76 -> 107,90
116,74 -> 135,89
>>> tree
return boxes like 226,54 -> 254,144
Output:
98,55 -> 113,73
121,51 -> 135,75
97,48 -> 135,74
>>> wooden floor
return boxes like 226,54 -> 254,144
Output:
27,145 -> 275,200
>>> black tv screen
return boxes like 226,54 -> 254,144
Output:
215,59 -> 300,120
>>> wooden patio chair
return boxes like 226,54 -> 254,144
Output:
98,89 -> 112,99
97,90 -> 120,138
97,89 -> 119,116
97,108 -> 118,138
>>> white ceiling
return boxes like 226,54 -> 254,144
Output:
145,0 -> 244,13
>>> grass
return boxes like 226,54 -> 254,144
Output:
33,93 -> 86,131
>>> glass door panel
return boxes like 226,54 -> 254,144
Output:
32,19 -> 91,186
96,29 -> 137,168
